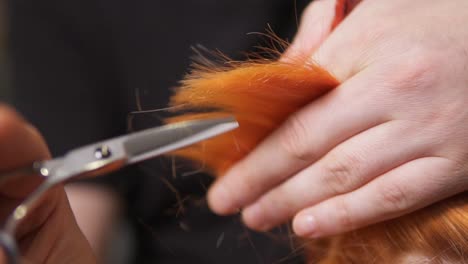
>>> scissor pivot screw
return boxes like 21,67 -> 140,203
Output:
39,168 -> 49,176
95,146 -> 112,159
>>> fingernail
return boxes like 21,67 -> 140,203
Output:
294,215 -> 318,237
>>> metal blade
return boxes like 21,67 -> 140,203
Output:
124,116 -> 238,164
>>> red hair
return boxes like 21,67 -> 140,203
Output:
166,58 -> 468,264
166,58 -> 338,175
165,0 -> 468,262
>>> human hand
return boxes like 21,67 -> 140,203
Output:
207,0 -> 468,238
0,105 -> 95,263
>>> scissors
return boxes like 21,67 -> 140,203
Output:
0,116 -> 238,264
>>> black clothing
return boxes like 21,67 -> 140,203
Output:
9,1 -> 310,263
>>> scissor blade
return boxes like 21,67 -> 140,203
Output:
124,117 -> 238,164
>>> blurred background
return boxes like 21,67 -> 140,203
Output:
0,0 -> 10,101
0,1 -> 311,263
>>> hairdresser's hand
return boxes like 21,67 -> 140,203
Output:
0,105 -> 95,263
208,0 -> 468,238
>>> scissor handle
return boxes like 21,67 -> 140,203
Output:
0,162 -> 46,264
0,231 -> 18,264
0,162 -> 44,185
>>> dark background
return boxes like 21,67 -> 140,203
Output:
4,1 -> 312,263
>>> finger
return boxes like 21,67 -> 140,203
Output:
284,0 -> 363,61
208,68 -> 390,215
0,106 -> 93,262
292,157 -> 463,237
0,104 -> 50,197
241,120 -> 432,230
283,0 -> 339,60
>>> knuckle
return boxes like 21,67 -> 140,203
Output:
378,182 -> 410,212
388,49 -> 440,93
279,114 -> 312,162
335,197 -> 354,231
322,151 -> 362,194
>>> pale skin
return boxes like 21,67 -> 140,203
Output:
208,0 -> 468,238
2,0 -> 468,262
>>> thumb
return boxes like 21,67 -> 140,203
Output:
0,105 -> 50,197
284,0 -> 345,59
